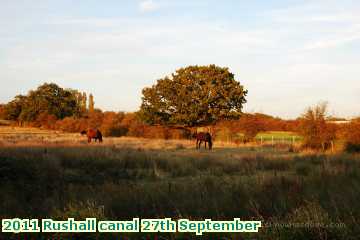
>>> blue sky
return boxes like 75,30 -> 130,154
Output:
1,0 -> 359,119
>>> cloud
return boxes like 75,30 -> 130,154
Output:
302,34 -> 360,51
139,0 -> 159,13
2,1 -> 360,118
267,1 -> 360,24
262,2 -> 360,52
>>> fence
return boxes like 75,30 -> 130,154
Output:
254,135 -> 301,145
213,131 -> 303,146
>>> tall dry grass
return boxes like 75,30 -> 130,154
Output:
0,126 -> 359,239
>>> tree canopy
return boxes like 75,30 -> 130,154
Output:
139,65 -> 247,126
3,83 -> 90,122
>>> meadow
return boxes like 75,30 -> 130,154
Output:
0,127 -> 359,239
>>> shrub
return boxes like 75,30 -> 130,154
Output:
121,113 -> 145,137
100,111 -> 127,137
0,104 -> 6,119
87,110 -> 103,129
298,102 -> 337,150
345,143 -> 360,153
55,117 -> 88,132
214,116 -> 265,143
142,125 -> 168,139
32,112 -> 57,129
343,120 -> 360,152
167,128 -> 192,139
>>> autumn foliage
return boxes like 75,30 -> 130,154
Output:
298,103 -> 337,150
139,65 -> 247,126
2,82 -> 359,148
0,104 -> 6,119
213,113 -> 300,142
343,120 -> 360,152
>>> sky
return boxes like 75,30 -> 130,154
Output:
1,0 -> 359,119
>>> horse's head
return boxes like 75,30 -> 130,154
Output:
80,130 -> 87,135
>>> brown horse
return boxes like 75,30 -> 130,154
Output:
81,129 -> 103,143
194,132 -> 212,150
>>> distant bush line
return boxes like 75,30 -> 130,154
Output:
1,83 -> 360,151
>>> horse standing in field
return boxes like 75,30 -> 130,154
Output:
81,129 -> 103,143
194,132 -> 213,150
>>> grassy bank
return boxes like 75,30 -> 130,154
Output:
0,144 -> 359,239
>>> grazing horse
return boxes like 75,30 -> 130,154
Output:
81,129 -> 103,143
194,132 -> 213,150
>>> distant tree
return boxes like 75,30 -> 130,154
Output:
3,83 -> 84,123
19,83 -> 80,121
326,116 -> 347,121
81,92 -> 87,113
3,95 -> 27,121
88,94 -> 95,113
298,102 -> 337,150
69,89 -> 87,117
139,65 -> 247,126
351,116 -> 360,122
0,104 -> 5,119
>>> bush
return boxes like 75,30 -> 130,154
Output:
0,104 -> 6,119
167,128 -> 192,139
298,103 -> 337,150
343,120 -> 360,152
142,125 -> 168,139
32,112 -> 57,129
345,143 -> 360,153
55,117 -> 88,132
100,111 -> 127,137
214,115 -> 265,143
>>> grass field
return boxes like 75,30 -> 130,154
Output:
216,129 -> 302,145
256,131 -> 301,140
0,127 -> 359,239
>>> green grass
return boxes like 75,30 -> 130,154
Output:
257,131 -> 299,138
0,145 -> 359,239
227,131 -> 302,143
256,131 -> 303,142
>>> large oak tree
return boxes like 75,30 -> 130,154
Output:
139,65 -> 247,126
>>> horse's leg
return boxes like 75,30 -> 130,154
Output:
199,140 -> 202,149
205,141 -> 207,149
88,137 -> 91,143
196,139 -> 199,149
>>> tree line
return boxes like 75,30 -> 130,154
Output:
0,65 -> 359,151
1,83 -> 95,124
